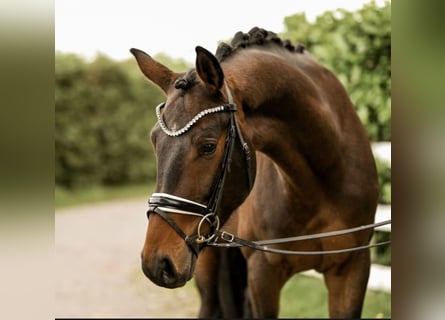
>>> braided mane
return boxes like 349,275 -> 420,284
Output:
215,26 -> 305,62
175,27 -> 305,90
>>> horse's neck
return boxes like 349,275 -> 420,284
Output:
225,50 -> 346,185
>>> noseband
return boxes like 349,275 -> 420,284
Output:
147,83 -> 253,256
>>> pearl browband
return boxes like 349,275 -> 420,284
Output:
155,103 -> 237,137
155,82 -> 236,137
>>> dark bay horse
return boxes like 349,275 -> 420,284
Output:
130,27 -> 379,318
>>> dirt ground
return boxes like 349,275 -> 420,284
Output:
55,196 -> 390,318
55,197 -> 201,318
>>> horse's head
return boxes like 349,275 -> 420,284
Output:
131,46 -> 255,288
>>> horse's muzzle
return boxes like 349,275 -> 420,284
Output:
141,252 -> 195,289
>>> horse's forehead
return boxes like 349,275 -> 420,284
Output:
163,87 -> 222,126
158,134 -> 185,156
154,137 -> 189,192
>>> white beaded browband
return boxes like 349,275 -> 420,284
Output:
155,104 -> 235,137
155,83 -> 235,137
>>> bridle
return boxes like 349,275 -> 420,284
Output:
147,83 -> 253,256
146,83 -> 391,256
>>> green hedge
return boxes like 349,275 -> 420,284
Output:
55,53 -> 163,188
282,0 -> 391,141
375,158 -> 391,204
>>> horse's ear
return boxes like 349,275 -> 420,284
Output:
195,46 -> 224,92
130,48 -> 175,93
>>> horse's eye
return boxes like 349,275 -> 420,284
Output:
199,142 -> 217,156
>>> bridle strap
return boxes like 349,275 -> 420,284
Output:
149,193 -> 210,216
149,207 -> 200,256
210,238 -> 391,255
233,113 -> 254,190
206,81 -> 253,212
147,83 -> 250,256
206,110 -> 237,214
207,219 -> 392,255
225,80 -> 254,191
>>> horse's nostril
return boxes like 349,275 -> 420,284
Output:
141,253 -> 182,288
159,255 -> 177,283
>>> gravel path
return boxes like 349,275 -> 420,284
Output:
55,197 -> 200,318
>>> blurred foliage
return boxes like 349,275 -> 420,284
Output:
56,1 -> 390,192
153,52 -> 192,71
375,157 -> 391,204
374,156 -> 391,266
55,182 -> 154,209
372,230 -> 391,266
55,52 -> 177,189
282,0 -> 391,141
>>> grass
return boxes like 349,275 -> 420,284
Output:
55,182 -> 155,209
279,274 -> 391,318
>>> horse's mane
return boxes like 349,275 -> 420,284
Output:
174,27 -> 304,91
215,27 -> 305,62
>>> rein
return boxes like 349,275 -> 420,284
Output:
207,220 -> 392,255
146,83 -> 391,256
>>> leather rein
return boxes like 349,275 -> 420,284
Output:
146,84 -> 391,256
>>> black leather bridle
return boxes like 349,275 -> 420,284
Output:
147,84 -> 253,256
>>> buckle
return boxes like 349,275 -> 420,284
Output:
220,231 -> 235,242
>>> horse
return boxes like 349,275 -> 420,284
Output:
130,27 -> 379,318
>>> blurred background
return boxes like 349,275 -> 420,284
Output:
55,0 -> 391,208
54,0 -> 391,318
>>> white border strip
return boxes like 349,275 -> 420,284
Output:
152,192 -> 207,208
